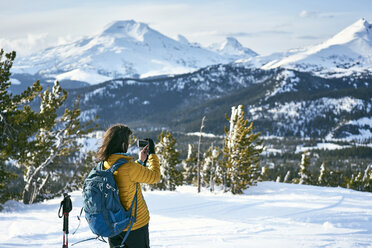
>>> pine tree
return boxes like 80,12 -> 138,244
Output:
182,144 -> 197,185
152,130 -> 183,191
362,165 -> 372,192
283,170 -> 291,183
0,162 -> 17,210
201,144 -> 221,191
348,171 -> 363,191
0,49 -> 96,204
259,166 -> 269,182
222,105 -> 264,194
298,152 -> 311,185
0,50 -> 42,205
318,162 -> 332,186
215,153 -> 227,191
328,170 -> 344,187
276,176 -> 281,183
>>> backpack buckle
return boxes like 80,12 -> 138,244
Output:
106,183 -> 116,192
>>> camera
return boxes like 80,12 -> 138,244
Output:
137,139 -> 149,148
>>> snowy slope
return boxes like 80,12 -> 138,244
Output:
1,182 -> 372,248
12,20 -> 257,85
240,18 -> 372,77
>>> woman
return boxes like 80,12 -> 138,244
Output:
96,124 -> 160,248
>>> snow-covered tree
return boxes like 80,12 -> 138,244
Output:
276,176 -> 281,183
202,144 -> 221,191
318,162 -> 332,186
182,144 -> 197,185
0,50 -> 40,206
283,170 -> 291,183
222,105 -> 264,194
0,49 -> 95,204
348,171 -> 363,191
152,130 -> 183,191
215,153 -> 228,191
298,152 -> 312,185
259,166 -> 269,182
362,165 -> 372,192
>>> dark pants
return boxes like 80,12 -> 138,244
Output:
108,224 -> 150,248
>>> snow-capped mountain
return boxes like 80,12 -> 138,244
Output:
240,18 -> 372,77
208,37 -> 258,61
12,20 -> 257,85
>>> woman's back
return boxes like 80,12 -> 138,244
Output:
104,153 -> 160,231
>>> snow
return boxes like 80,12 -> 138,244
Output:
186,132 -> 223,138
1,182 -> 372,247
208,37 -> 258,60
9,78 -> 21,85
341,129 -> 372,142
242,18 -> 372,78
295,143 -> 349,153
13,20 -> 255,86
54,69 -> 112,85
347,117 -> 372,127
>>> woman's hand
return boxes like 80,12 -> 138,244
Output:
139,144 -> 149,162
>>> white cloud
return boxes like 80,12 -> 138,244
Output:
57,34 -> 79,46
0,33 -> 80,57
0,34 -> 51,56
299,10 -> 319,18
299,10 -> 340,19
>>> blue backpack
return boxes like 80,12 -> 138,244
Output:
82,158 -> 138,246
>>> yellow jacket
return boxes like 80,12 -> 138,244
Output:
103,153 -> 160,231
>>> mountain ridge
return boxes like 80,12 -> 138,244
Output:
59,64 -> 372,141
12,20 -> 257,86
244,18 -> 372,77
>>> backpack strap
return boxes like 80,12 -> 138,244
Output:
109,158 -> 128,173
119,183 -> 138,247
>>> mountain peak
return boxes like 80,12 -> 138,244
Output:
356,18 -> 371,29
216,37 -> 258,57
259,18 -> 372,77
223,37 -> 243,47
326,18 -> 372,45
100,20 -> 151,41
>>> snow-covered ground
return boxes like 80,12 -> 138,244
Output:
1,182 -> 372,248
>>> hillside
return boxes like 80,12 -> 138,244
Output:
62,64 -> 372,141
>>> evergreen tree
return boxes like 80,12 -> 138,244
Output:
215,152 -> 227,191
298,152 -> 311,185
182,144 -> 197,185
201,144 -> 221,191
283,170 -> 291,183
0,49 -> 95,204
58,151 -> 96,194
276,176 -> 281,183
0,50 -> 42,205
348,171 -> 363,191
152,130 -> 183,191
259,166 -> 269,182
328,170 -> 345,188
318,162 -> 332,186
0,162 -> 17,210
362,165 -> 372,192
222,105 -> 264,194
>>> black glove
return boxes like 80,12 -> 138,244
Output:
145,138 -> 155,154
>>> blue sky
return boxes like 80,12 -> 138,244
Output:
1,0 -> 371,56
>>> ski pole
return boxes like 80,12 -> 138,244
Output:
59,193 -> 73,248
